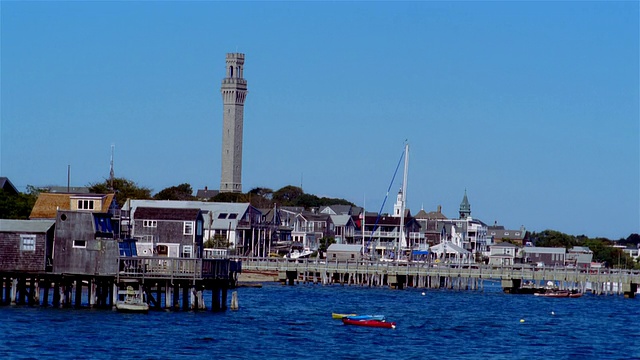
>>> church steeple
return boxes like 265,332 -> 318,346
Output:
393,188 -> 403,217
459,189 -> 471,219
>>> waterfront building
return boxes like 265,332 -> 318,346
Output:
488,242 -> 520,266
220,53 -> 248,193
29,192 -> 117,220
131,207 -> 204,258
0,219 -> 55,273
292,211 -> 334,252
522,246 -> 566,267
566,246 -> 594,268
122,200 -> 263,255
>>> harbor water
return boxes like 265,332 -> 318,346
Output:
1,281 -> 638,360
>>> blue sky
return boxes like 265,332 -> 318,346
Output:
1,1 -> 638,239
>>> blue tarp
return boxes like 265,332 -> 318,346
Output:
412,250 -> 430,255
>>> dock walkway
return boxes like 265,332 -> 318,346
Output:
234,257 -> 640,297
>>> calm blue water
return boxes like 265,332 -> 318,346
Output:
1,282 -> 639,360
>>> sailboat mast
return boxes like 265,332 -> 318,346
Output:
397,142 -> 409,261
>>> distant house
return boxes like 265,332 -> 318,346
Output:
329,214 -> 356,244
196,187 -> 219,201
489,242 -> 521,266
522,247 -> 566,267
0,219 -> 55,272
0,177 -> 19,195
487,224 -> 527,246
414,205 -> 448,246
326,243 -> 362,261
356,213 -> 421,258
566,246 -> 593,268
123,200 -> 263,254
293,211 -> 334,251
132,207 -> 204,258
30,192 -> 117,219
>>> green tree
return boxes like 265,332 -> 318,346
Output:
154,183 -> 195,200
273,185 -> 304,206
247,187 -> 274,208
0,186 -> 43,219
89,177 -> 152,208
211,192 -> 247,203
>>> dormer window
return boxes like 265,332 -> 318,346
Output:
218,213 -> 228,219
228,213 -> 237,219
78,199 -> 95,210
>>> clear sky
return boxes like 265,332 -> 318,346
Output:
1,1 -> 638,239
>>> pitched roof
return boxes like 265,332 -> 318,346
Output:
196,188 -> 219,199
134,207 -> 201,221
0,177 -> 19,195
30,193 -> 115,219
330,215 -> 352,227
0,219 -> 55,233
327,244 -> 362,252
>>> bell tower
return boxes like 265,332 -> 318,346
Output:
220,53 -> 247,193
459,189 -> 471,219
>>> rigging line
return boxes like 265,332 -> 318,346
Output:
366,147 -> 406,253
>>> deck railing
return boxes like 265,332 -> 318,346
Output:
117,257 -> 238,280
232,256 -> 640,285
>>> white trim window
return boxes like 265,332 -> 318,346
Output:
182,245 -> 193,258
143,220 -> 157,228
20,234 -> 36,251
78,200 -> 95,210
73,240 -> 87,248
183,221 -> 194,235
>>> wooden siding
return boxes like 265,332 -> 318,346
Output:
0,230 -> 51,272
53,210 -> 120,275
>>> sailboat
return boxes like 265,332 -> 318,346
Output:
364,142 -> 410,261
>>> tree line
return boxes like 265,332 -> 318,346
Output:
529,230 -> 640,269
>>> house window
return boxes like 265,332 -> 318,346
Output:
143,220 -> 157,228
218,213 -> 228,219
184,221 -> 194,235
196,221 -> 203,236
73,240 -> 86,248
182,245 -> 193,258
78,200 -> 95,210
228,213 -> 237,219
20,235 -> 36,251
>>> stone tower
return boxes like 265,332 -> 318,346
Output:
459,189 -> 471,219
220,53 -> 247,193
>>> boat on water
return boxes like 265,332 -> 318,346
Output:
342,318 -> 396,329
534,289 -> 582,298
332,313 -> 357,319
345,314 -> 386,321
115,286 -> 149,313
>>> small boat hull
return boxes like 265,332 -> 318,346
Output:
534,290 -> 582,298
342,318 -> 396,329
115,302 -> 149,313
345,315 -> 386,321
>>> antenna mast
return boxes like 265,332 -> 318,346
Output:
109,144 -> 115,191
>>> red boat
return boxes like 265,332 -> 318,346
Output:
342,318 -> 396,329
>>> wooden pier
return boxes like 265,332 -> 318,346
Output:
0,257 -> 241,310
235,257 -> 640,298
